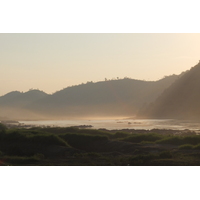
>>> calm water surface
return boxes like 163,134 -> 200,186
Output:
19,119 -> 200,130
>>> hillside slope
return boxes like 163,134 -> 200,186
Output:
0,90 -> 49,120
0,90 -> 49,107
27,76 -> 179,118
0,75 -> 179,120
141,61 -> 200,119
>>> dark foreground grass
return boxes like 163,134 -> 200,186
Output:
179,143 -> 200,150
0,131 -> 69,147
0,130 -> 71,157
0,153 -> 45,166
121,133 -> 200,146
129,151 -> 173,166
121,133 -> 163,143
156,135 -> 200,145
1,124 -> 200,165
59,133 -> 108,151
178,144 -> 194,150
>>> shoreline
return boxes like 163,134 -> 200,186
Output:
1,121 -> 199,136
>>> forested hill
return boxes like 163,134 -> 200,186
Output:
27,75 -> 179,118
0,90 -> 49,107
140,61 -> 200,119
0,75 -> 179,120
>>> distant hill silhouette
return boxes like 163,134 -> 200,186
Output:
0,90 -> 49,120
140,61 -> 200,119
28,76 -> 179,119
0,90 -> 49,107
0,76 -> 179,120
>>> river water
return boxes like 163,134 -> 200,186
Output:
19,119 -> 200,130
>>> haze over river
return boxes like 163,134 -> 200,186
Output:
19,119 -> 200,131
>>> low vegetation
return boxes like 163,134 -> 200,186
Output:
121,133 -> 163,143
1,123 -> 200,165
156,135 -> 200,145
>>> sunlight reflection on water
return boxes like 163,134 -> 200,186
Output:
19,119 -> 200,130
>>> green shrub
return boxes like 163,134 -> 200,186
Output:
129,153 -> 157,165
4,155 -> 40,165
140,141 -> 155,144
60,133 -> 108,149
85,152 -> 102,157
0,131 -> 70,157
114,132 -> 130,139
156,136 -> 200,145
0,123 -> 7,133
26,134 -> 69,147
0,131 -> 69,147
41,127 -> 79,135
159,151 -> 172,159
122,133 -> 163,143
1,131 -> 26,141
182,136 -> 200,145
156,136 -> 183,145
193,144 -> 200,150
178,144 -> 194,150
34,153 -> 45,160
78,129 -> 113,138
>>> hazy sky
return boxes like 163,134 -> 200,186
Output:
1,33 -> 200,95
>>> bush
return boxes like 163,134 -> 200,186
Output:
4,155 -> 40,165
156,136 -> 183,145
78,129 -> 112,138
193,144 -> 200,150
156,136 -> 200,145
122,133 -> 163,143
26,134 -> 69,147
85,152 -> 102,157
60,133 -> 108,149
182,136 -> 200,145
34,153 -> 45,160
129,153 -> 157,165
159,151 -> 172,159
114,132 -> 130,139
0,131 -> 26,141
178,144 -> 194,150
0,123 -> 7,133
0,131 -> 69,147
140,141 -> 154,144
0,131 -> 70,156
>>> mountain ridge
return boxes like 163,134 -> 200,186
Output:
0,75 -> 180,120
140,61 -> 200,119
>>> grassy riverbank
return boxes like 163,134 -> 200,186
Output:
1,124 -> 200,166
